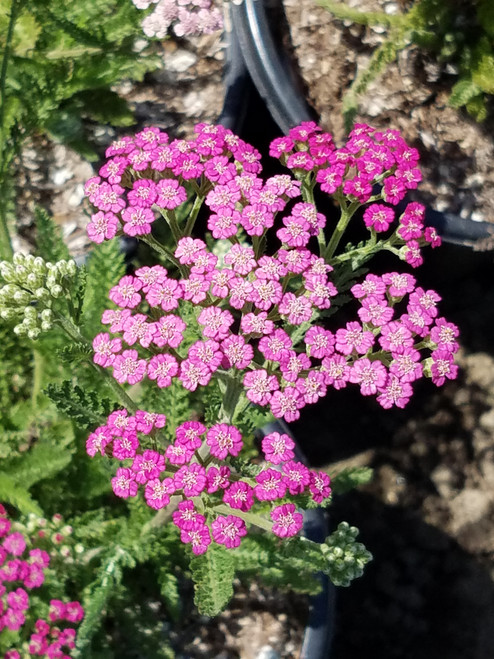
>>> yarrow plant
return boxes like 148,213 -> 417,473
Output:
0,506 -> 84,657
0,119 -> 459,620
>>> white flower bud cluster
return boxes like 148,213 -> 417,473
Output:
0,253 -> 76,340
321,521 -> 372,587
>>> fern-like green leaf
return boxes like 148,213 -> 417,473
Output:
449,78 -> 482,108
190,544 -> 235,616
158,569 -> 181,622
82,239 -> 126,337
7,437 -> 74,490
45,380 -> 114,428
0,473 -> 42,515
330,466 -> 373,494
34,206 -> 70,262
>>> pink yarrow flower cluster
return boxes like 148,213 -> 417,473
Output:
86,415 -> 331,553
87,122 -> 458,417
133,0 -> 222,39
0,505 -> 84,655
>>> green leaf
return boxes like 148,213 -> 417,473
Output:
190,544 -> 235,616
0,473 -> 42,515
449,78 -> 483,108
158,570 -> 181,622
330,466 -> 373,494
44,380 -> 114,428
7,434 -> 74,489
82,239 -> 126,337
34,206 -> 70,262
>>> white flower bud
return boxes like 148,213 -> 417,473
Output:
27,328 -> 41,340
13,253 -> 25,266
49,284 -> 63,298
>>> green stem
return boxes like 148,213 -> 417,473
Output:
54,311 -> 138,413
214,503 -> 273,532
184,194 -> 205,236
323,199 -> 360,260
139,234 -> 188,277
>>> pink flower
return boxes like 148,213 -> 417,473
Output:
188,340 -> 223,372
122,314 -> 156,348
87,211 -> 119,243
221,334 -> 254,370
112,350 -> 147,385
403,240 -> 423,268
254,468 -> 287,501
208,208 -> 240,239
165,442 -> 195,465
243,369 -> 279,406
156,179 -> 187,209
224,244 -> 256,275
179,358 -> 212,391
173,501 -> 206,531
111,468 -> 138,498
270,387 -> 304,422
3,533 -> 26,557
271,503 -> 303,538
113,434 -> 140,460
430,318 -> 460,353
64,601 -> 84,623
309,471 -> 332,503
109,276 -> 143,309
259,329 -> 292,361
135,410 -> 166,435
147,353 -> 179,388
172,422 -> 204,450
349,358 -> 388,396
6,588 -> 29,611
152,314 -> 186,348
363,204 -> 394,232
321,354 -> 351,389
430,350 -> 458,386
127,178 -> 158,208
181,274 -> 210,304
3,607 -> 25,631
409,287 -> 441,319
240,312 -> 274,336
280,350 -> 311,383
277,216 -> 310,247
240,203 -> 274,236
377,375 -> 413,409
135,265 -> 168,292
296,371 -> 327,404
251,278 -> 283,311
121,206 -> 156,236
389,347 -> 423,382
174,464 -> 207,497
131,450 -> 166,484
358,296 -> 394,327
206,466 -> 231,493
381,272 -> 416,298
175,237 -> 207,265
211,515 -> 247,548
304,326 -> 335,359
282,460 -> 311,495
146,278 -> 182,311
351,274 -> 386,300
180,525 -> 211,555
378,321 -> 414,353
144,478 -> 175,510
198,306 -> 234,340
223,481 -> 254,512
261,432 -> 295,465
335,321 -> 375,356
92,332 -> 122,367
206,424 -> 243,460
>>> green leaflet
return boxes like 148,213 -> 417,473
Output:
190,544 -> 235,616
0,473 -> 42,515
45,380 -> 114,428
82,239 -> 126,337
34,207 -> 70,263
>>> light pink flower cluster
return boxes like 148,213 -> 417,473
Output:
132,0 -> 222,39
0,505 -> 84,657
86,416 -> 331,554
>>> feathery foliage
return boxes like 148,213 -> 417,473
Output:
45,380 -> 115,429
190,543 -> 235,616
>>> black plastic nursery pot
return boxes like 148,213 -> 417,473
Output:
226,0 -> 494,249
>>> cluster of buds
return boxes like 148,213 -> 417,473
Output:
86,411 -> 331,554
132,0 -> 222,39
22,514 -> 81,564
0,506 -> 84,656
320,522 -> 372,587
0,255 -> 76,340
